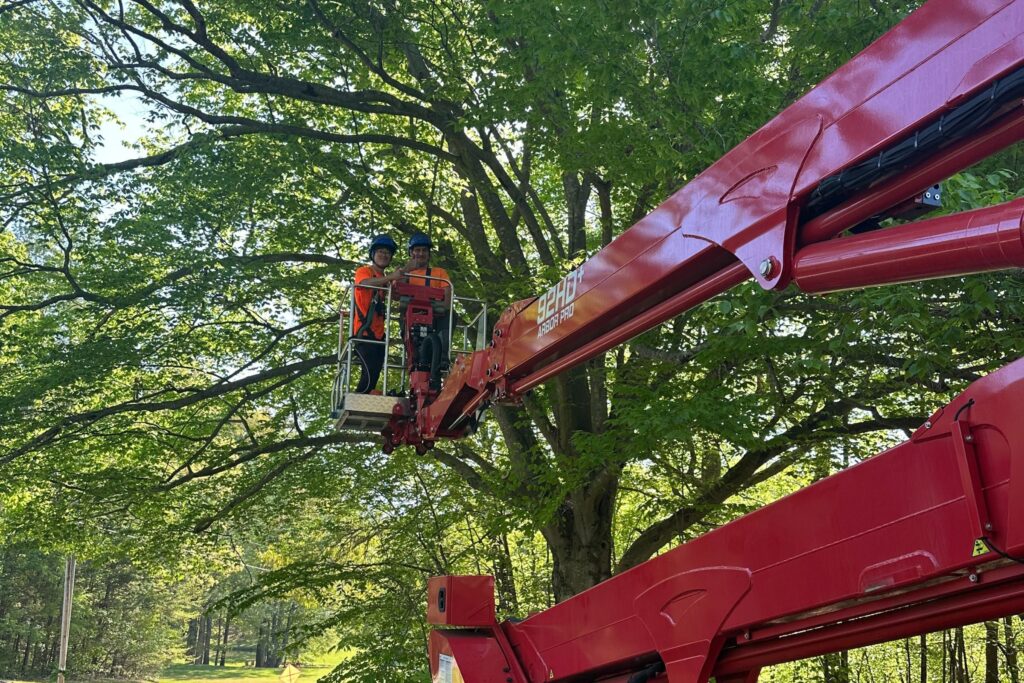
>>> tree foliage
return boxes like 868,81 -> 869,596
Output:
0,543 -> 182,679
3,0 -> 1024,681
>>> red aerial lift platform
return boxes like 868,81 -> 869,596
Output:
329,0 -> 1024,680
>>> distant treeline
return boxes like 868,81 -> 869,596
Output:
0,543 -> 178,679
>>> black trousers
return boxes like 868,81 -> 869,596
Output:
353,335 -> 385,393
401,311 -> 451,370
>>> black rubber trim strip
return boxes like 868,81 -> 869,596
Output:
805,64 -> 1024,221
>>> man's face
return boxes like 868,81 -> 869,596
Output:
372,247 -> 393,269
410,245 -> 430,269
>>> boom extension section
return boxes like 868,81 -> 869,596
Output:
428,359 -> 1024,683
383,0 -> 1024,452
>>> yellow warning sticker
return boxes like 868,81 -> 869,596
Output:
279,665 -> 300,683
973,538 -> 989,557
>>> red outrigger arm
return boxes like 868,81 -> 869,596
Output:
383,0 -> 1024,450
428,359 -> 1024,683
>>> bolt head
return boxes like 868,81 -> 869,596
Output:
965,434 -> 974,442
924,421 -> 933,429
759,258 -> 774,277
984,522 -> 993,531
969,573 -> 980,583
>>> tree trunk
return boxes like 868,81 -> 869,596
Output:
193,616 -> 205,665
1006,616 -> 1020,683
219,614 -> 230,667
985,621 -> 1000,683
904,638 -> 912,683
944,630 -> 952,683
269,610 -> 281,667
255,622 -> 266,668
822,650 -> 850,683
493,533 -> 519,616
202,613 -> 212,665
956,627 -> 970,683
920,633 -> 928,683
21,624 -> 32,674
185,618 -> 198,660
541,475 -> 617,601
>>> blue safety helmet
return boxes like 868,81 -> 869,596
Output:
408,231 -> 433,253
368,234 -> 397,260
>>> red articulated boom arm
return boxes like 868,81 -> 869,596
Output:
428,360 -> 1024,683
383,0 -> 1024,453
411,1 -> 1024,682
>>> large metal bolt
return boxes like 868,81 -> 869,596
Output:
969,572 -> 980,583
924,421 -> 933,429
759,258 -> 774,278
965,434 -> 974,443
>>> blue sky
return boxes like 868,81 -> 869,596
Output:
92,91 -> 150,165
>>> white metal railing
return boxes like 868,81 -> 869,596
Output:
330,277 -> 488,420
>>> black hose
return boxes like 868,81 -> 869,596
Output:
627,661 -> 665,683
418,332 -> 443,390
806,64 -> 1024,221
354,295 -> 379,339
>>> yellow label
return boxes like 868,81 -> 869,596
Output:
973,538 -> 989,557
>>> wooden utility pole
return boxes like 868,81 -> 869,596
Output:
57,556 -> 76,683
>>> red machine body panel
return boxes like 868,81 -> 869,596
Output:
426,575 -> 496,627
429,361 -> 1024,683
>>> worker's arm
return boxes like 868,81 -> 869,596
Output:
357,270 -> 408,288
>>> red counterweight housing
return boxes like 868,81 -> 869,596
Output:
428,576 -> 528,683
427,575 -> 496,627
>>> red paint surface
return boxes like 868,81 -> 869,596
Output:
430,360 -> 1024,683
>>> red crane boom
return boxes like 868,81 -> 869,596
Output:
382,0 -> 1024,452
371,0 -> 1024,681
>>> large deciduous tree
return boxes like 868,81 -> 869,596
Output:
3,0 -> 1023,622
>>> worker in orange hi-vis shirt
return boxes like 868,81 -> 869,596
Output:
398,231 -> 454,375
352,234 -> 403,393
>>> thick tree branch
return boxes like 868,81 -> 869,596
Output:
191,445 -> 325,532
1,355 -> 335,466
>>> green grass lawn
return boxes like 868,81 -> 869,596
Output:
158,664 -> 284,683
2,652 -> 348,683
156,652 -> 348,683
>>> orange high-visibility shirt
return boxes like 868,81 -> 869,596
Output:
406,266 -> 450,289
354,265 -> 387,339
